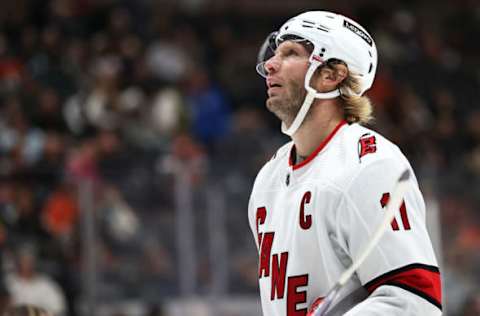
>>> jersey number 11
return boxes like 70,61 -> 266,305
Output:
380,192 -> 411,231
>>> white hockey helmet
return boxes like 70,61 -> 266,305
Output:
256,11 -> 378,135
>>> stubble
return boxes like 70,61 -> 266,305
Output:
266,79 -> 307,127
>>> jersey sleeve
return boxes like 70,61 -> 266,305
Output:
336,158 -> 442,314
344,285 -> 441,316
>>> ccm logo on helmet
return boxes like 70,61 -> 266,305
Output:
343,20 -> 373,47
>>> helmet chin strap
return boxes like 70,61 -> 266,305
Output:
281,55 -> 341,136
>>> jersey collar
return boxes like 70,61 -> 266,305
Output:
288,119 -> 347,170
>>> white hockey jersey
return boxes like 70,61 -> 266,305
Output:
248,120 -> 442,316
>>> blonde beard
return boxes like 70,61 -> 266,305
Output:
266,79 -> 307,127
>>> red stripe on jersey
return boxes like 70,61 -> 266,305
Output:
365,263 -> 442,310
289,120 -> 347,170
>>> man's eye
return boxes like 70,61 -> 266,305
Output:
286,49 -> 298,56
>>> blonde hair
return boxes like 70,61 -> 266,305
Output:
339,72 -> 374,125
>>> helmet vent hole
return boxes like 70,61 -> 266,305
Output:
368,63 -> 373,73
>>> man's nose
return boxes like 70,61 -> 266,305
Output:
264,56 -> 280,74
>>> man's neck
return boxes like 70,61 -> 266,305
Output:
295,151 -> 308,164
290,102 -> 344,158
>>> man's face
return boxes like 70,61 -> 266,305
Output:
264,40 -> 310,126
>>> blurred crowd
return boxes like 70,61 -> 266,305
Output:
0,0 -> 479,315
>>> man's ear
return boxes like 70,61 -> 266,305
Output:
333,64 -> 348,82
315,64 -> 348,92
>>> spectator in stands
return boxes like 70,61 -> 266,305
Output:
41,183 -> 78,243
184,66 -> 232,151
3,304 -> 53,316
5,244 -> 66,316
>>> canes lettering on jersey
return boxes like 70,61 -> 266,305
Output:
256,206 -> 311,315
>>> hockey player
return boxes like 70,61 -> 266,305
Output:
248,11 -> 442,316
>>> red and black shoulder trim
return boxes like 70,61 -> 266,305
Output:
364,263 -> 442,310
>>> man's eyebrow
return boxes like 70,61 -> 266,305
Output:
276,41 -> 308,54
